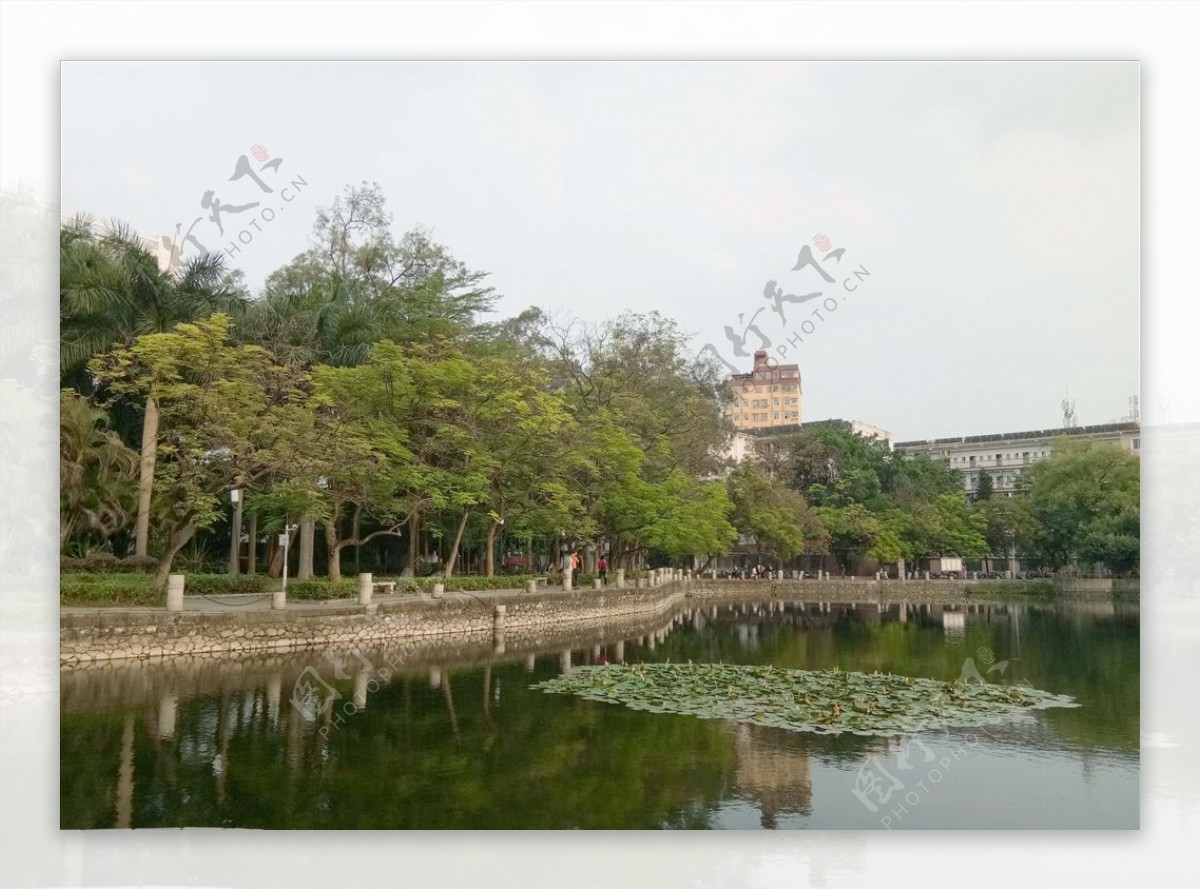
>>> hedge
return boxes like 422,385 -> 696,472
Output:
60,568 -> 655,606
968,579 -> 1055,597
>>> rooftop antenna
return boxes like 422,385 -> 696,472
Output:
1126,395 -> 1140,424
1061,385 -> 1077,429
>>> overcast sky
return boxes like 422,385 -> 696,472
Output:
60,61 -> 1139,441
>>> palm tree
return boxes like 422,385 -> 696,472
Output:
60,390 -> 138,550
60,217 -> 244,556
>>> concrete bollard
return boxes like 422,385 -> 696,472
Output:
563,567 -> 573,592
593,578 -> 603,590
358,572 -> 373,605
615,568 -> 626,588
924,571 -> 930,581
272,586 -> 287,610
432,582 -> 445,597
615,640 -> 625,662
636,577 -> 645,589
525,580 -> 538,594
166,574 -> 185,612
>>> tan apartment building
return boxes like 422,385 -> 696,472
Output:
725,350 -> 802,430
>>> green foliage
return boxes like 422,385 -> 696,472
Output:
59,391 -> 138,549
974,469 -> 995,500
90,314 -> 315,587
534,663 -> 1078,737
287,579 -> 358,599
60,572 -> 156,606
727,460 -> 821,560
1019,439 -> 1140,572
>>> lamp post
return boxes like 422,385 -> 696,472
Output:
280,523 -> 299,593
228,488 -> 243,575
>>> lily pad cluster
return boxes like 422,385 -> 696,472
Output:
531,663 -> 1078,736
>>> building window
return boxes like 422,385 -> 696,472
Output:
1133,438 -> 1141,450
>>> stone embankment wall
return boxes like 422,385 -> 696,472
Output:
61,577 -> 1136,666
60,585 -> 687,665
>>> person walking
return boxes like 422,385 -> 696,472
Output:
597,556 -> 608,586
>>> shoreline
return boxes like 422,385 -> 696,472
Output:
59,579 -> 1136,667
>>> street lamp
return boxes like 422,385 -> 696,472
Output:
279,523 -> 299,592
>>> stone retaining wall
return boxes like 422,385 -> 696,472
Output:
60,584 -> 688,666
60,577 -> 1130,666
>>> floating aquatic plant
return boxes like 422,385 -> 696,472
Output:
531,663 -> 1078,737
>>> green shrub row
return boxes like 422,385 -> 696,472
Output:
60,568 -> 655,606
60,573 -> 157,607
967,579 -> 1055,596
60,554 -> 158,574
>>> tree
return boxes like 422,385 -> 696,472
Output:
61,218 -> 244,557
727,460 -> 819,562
1019,439 -> 1140,573
239,182 -> 496,367
90,315 -> 314,591
974,469 -> 994,501
59,391 -> 138,550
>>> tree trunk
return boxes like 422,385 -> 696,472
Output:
246,511 -> 257,575
134,394 -> 160,558
325,505 -> 341,583
444,511 -> 470,578
485,520 -> 498,578
298,517 -> 315,580
267,527 -> 297,578
228,490 -> 243,574
152,520 -> 196,593
352,505 -> 361,574
405,512 -> 419,573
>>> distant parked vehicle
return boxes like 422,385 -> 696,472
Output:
927,557 -> 964,576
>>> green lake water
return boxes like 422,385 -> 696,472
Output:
60,598 -> 1139,829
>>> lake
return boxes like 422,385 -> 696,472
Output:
60,597 -> 1139,829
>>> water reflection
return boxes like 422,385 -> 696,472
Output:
60,597 -> 1138,829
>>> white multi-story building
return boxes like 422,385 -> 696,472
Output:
896,422 -> 1141,497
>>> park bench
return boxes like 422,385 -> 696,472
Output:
373,581 -> 397,595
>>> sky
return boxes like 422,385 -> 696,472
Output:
59,61 -> 1139,442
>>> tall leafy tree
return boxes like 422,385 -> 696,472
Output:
90,315 -> 314,590
61,218 -> 244,557
1019,439 -> 1140,572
